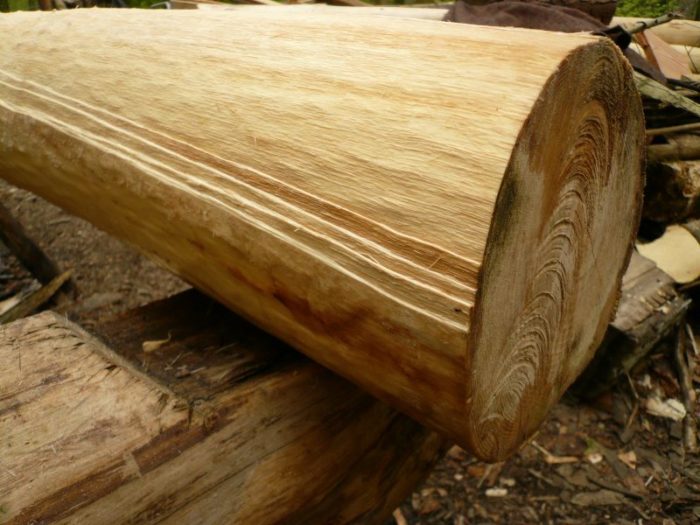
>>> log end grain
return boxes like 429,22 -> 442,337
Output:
466,39 -> 645,461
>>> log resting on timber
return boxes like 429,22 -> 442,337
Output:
0,9 -> 644,460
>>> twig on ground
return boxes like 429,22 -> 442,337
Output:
674,321 -> 698,453
686,323 -> 698,356
587,472 -> 643,500
0,270 -> 73,324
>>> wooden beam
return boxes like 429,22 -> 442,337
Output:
0,10 -> 644,461
0,291 -> 444,524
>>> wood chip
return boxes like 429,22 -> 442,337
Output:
618,450 -> 638,470
644,396 -> 687,421
485,487 -> 508,497
142,333 -> 172,353
586,452 -> 603,464
392,508 -> 407,525
500,477 -> 516,487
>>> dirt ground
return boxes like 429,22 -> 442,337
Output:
2,180 -> 700,525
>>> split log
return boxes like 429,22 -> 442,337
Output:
634,31 -> 692,79
647,133 -> 700,162
644,159 -> 700,223
0,269 -> 72,324
0,9 -> 644,460
613,17 -> 700,47
635,71 -> 700,119
573,252 -> 690,398
0,291 -> 444,524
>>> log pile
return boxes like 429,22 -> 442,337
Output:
573,252 -> 690,398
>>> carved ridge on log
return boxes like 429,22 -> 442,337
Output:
0,68 -> 476,326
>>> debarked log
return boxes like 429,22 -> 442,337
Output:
0,9 -> 645,460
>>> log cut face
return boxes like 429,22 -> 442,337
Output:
0,10 -> 644,460
468,46 -> 645,459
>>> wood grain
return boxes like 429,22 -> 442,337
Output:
0,9 -> 644,460
572,252 -> 690,398
0,291 -> 444,524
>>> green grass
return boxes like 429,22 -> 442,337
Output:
1,0 -> 40,10
615,0 -> 680,17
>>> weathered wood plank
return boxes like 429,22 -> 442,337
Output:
0,292 -> 444,524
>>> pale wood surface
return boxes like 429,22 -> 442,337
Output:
0,292 -> 444,524
613,17 -> 700,47
636,31 -> 692,79
637,225 -> 700,284
670,44 -> 700,73
195,3 -> 449,19
0,9 -> 644,460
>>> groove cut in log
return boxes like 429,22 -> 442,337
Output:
0,10 -> 645,461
